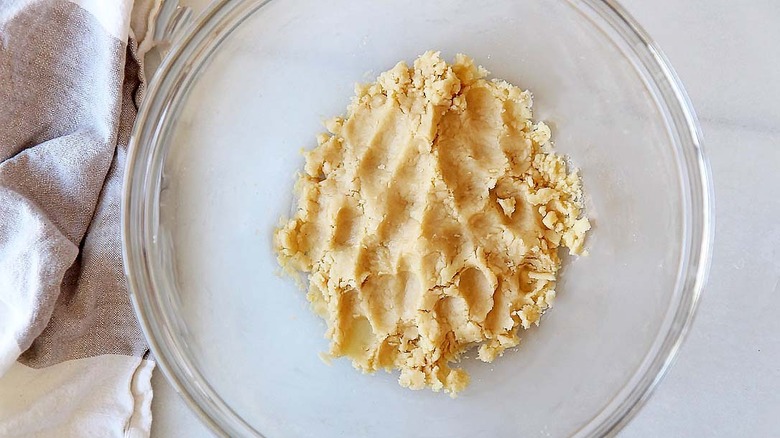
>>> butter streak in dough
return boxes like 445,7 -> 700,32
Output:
275,51 -> 590,396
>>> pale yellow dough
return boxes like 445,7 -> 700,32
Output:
275,51 -> 590,396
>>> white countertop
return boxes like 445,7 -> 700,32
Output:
150,1 -> 780,436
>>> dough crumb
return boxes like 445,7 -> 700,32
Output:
274,51 -> 589,396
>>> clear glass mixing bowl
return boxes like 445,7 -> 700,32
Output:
122,0 -> 713,436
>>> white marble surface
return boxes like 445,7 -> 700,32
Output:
150,0 -> 780,436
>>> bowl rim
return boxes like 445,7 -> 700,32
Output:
121,0 -> 714,436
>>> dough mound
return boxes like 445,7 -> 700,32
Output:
275,51 -> 589,396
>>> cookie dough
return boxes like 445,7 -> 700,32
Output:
275,51 -> 589,396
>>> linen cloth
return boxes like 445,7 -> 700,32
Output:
0,0 -> 165,436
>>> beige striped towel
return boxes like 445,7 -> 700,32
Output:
0,0 -> 166,436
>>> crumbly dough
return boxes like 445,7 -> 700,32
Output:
275,51 -> 590,396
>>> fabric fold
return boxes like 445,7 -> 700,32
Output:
0,355 -> 155,437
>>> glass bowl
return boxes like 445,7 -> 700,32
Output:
122,0 -> 713,436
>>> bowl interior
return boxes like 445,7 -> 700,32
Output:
151,0 -> 690,436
